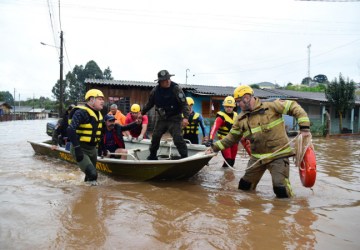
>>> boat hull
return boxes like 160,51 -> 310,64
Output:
29,140 -> 215,181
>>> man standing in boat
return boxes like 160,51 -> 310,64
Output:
206,85 -> 311,198
140,70 -> 190,160
67,89 -> 105,185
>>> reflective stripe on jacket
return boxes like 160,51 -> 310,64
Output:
213,98 -> 310,163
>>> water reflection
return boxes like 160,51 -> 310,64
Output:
0,120 -> 359,249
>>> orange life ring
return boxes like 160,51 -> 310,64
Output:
240,137 -> 251,156
299,146 -> 317,187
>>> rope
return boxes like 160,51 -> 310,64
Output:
215,133 -> 312,172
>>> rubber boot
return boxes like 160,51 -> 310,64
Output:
147,154 -> 158,160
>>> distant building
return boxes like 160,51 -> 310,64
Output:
256,82 -> 276,89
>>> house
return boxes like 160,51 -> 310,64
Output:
0,102 -> 12,115
84,79 -> 360,135
256,82 -> 276,89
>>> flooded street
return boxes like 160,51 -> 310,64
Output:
0,119 -> 359,249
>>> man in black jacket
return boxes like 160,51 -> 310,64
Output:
140,70 -> 190,160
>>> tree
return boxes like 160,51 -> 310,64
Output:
103,67 -> 114,80
301,77 -> 312,86
84,60 -> 103,79
0,91 -> 14,103
51,78 -> 68,113
250,84 -> 260,89
313,74 -> 328,84
325,73 -> 356,133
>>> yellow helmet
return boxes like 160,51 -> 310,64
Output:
233,85 -> 254,99
223,96 -> 236,107
186,97 -> 195,106
85,89 -> 104,100
130,104 -> 141,113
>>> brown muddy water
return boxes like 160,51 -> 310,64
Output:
0,119 -> 359,249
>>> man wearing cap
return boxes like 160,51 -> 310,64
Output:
140,70 -> 190,160
67,89 -> 105,184
206,85 -> 311,198
98,114 -> 141,159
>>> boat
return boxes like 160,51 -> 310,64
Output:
28,138 -> 216,181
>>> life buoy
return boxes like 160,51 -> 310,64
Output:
299,146 -> 317,187
240,137 -> 251,156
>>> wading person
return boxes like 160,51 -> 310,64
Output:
208,96 -> 239,168
51,104 -> 75,151
67,89 -> 104,184
206,85 -> 311,198
140,69 -> 190,160
98,114 -> 141,159
182,97 -> 206,144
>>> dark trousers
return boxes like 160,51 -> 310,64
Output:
150,118 -> 188,158
183,133 -> 199,144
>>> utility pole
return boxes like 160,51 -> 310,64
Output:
307,44 -> 311,79
13,88 -> 16,120
59,30 -> 64,116
186,68 -> 190,84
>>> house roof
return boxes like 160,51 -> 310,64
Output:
0,102 -> 12,109
14,106 -> 32,112
85,79 -> 274,98
85,78 -> 360,104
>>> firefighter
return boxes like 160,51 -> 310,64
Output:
182,97 -> 206,144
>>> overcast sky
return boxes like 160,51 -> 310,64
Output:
1,0 -> 359,100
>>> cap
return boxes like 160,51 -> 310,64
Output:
156,70 -> 174,81
104,114 -> 116,121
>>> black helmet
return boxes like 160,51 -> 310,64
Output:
156,70 -> 174,82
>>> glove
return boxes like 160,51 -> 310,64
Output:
74,146 -> 84,162
137,135 -> 144,141
204,139 -> 213,147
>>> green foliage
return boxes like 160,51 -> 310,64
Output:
325,73 -> 356,132
51,60 -> 113,106
285,84 -> 326,92
250,84 -> 260,89
21,97 -> 57,110
0,91 -> 14,104
301,77 -> 312,85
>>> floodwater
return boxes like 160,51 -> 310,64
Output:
0,119 -> 359,250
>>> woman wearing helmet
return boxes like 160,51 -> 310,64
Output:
182,97 -> 206,144
208,96 -> 239,168
67,89 -> 105,185
124,103 -> 148,141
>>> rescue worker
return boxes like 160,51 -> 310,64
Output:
140,69 -> 190,160
51,104 -> 75,151
206,85 -> 311,198
208,96 -> 239,168
98,114 -> 140,159
182,97 -> 206,144
124,104 -> 148,141
108,104 -> 126,125
67,89 -> 104,184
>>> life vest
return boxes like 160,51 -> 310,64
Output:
216,111 -> 237,139
183,112 -> 200,134
154,82 -> 181,117
69,106 -> 103,144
